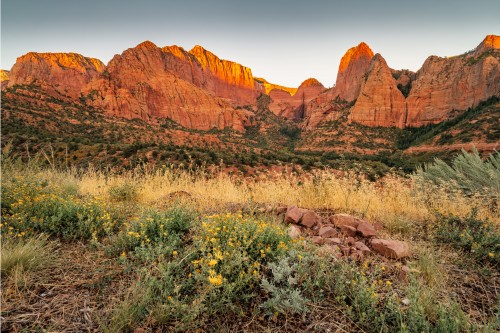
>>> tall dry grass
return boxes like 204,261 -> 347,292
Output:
4,160 -> 497,232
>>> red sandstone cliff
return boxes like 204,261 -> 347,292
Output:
268,78 -> 325,120
406,35 -> 500,126
254,77 -> 297,95
4,35 -> 499,132
83,41 -> 252,131
335,42 -> 374,102
7,52 -> 104,99
349,54 -> 407,127
189,45 -> 258,104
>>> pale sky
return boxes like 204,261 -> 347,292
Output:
1,0 -> 499,87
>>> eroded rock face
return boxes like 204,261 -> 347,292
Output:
189,45 -> 259,105
406,36 -> 500,126
349,54 -> 407,127
268,78 -> 325,120
254,77 -> 297,95
7,52 -> 105,98
335,42 -> 374,102
83,41 -> 252,131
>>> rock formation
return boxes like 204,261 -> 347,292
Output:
189,45 -> 259,104
254,77 -> 297,95
349,54 -> 407,127
7,52 -> 105,98
268,78 -> 325,120
406,35 -> 500,126
83,41 -> 252,131
3,35 -> 499,132
335,42 -> 374,102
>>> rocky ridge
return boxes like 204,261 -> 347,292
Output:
3,35 -> 499,132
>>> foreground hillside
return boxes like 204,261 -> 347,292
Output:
1,150 -> 499,332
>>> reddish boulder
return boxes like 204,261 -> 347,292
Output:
324,237 -> 342,245
318,226 -> 336,238
284,206 -> 303,224
288,225 -> 302,239
301,211 -> 322,228
346,237 -> 356,246
330,214 -> 360,229
312,236 -> 324,245
356,221 -> 377,238
354,241 -> 371,255
371,239 -> 411,259
340,225 -> 357,237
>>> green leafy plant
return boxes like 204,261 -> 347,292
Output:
434,211 -> 499,266
415,148 -> 500,201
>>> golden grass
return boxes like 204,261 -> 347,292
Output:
9,165 -> 497,232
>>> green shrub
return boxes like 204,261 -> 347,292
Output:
108,182 -> 140,202
260,252 -> 309,315
1,177 -> 122,241
106,207 -> 195,257
415,148 -> 500,201
434,211 -> 499,266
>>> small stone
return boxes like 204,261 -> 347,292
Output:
354,241 -> 371,254
340,225 -> 357,237
330,214 -> 360,228
318,226 -> 336,238
346,237 -> 356,246
301,211 -> 322,228
324,237 -> 342,245
401,298 -> 410,306
288,225 -> 302,239
357,221 -> 377,238
399,265 -> 411,281
285,206 -> 303,224
371,239 -> 411,259
312,236 -> 324,245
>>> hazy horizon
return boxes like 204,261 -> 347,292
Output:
2,0 -> 499,87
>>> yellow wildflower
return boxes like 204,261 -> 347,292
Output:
208,274 -> 223,286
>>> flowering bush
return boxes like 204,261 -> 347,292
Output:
1,176 -> 121,241
434,211 -> 499,266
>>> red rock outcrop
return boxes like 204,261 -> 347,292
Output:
406,35 -> 500,126
268,78 -> 325,120
335,42 -> 374,102
349,54 -> 407,127
189,45 -> 258,104
83,41 -> 252,132
7,52 -> 104,98
255,77 -> 297,95
302,42 -> 374,130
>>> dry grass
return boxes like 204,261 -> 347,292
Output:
1,234 -> 57,277
28,165 -> 498,233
